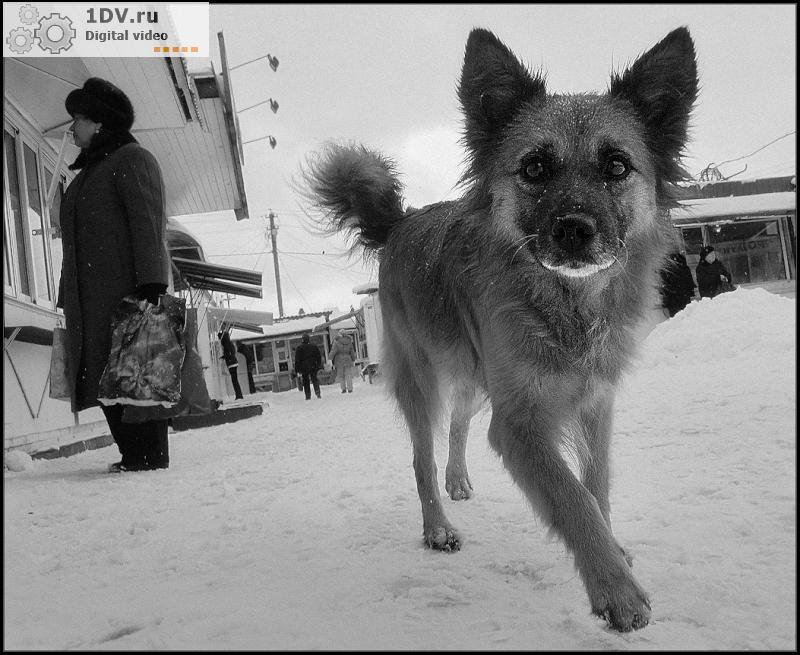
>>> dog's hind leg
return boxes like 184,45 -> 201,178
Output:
391,346 -> 460,551
445,382 -> 481,501
488,409 -> 650,631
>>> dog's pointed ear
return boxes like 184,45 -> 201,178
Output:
609,27 -> 699,178
458,29 -> 546,176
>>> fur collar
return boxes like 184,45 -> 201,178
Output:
68,129 -> 137,171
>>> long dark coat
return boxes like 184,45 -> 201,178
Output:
58,143 -> 170,412
696,259 -> 732,298
294,342 -> 322,373
660,253 -> 696,314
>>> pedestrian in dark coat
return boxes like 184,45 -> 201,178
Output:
294,334 -> 323,399
58,77 -> 171,472
696,245 -> 733,298
218,330 -> 244,400
660,252 -> 696,317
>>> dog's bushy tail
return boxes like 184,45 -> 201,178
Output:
301,144 -> 405,255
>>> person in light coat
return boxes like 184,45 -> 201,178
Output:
329,330 -> 357,393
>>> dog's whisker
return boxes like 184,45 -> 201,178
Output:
606,239 -> 631,278
509,234 -> 538,263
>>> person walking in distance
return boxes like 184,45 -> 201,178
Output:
294,333 -> 323,399
329,329 -> 357,394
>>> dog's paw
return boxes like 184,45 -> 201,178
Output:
589,574 -> 651,632
595,598 -> 651,632
423,526 -> 461,552
445,472 -> 473,501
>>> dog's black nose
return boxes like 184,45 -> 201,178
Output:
550,214 -> 597,252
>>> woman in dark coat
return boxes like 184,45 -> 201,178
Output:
58,78 -> 171,472
696,245 -> 733,298
660,252 -> 696,316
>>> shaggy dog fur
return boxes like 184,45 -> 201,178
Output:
302,27 -> 698,631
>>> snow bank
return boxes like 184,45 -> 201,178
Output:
4,449 -> 33,472
641,287 -> 795,366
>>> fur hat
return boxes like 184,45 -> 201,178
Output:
699,245 -> 715,261
65,77 -> 135,131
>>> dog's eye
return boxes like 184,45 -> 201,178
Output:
603,157 -> 630,179
521,159 -> 546,182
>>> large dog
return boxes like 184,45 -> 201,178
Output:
303,27 -> 698,631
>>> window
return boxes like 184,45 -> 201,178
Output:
4,128 -> 30,296
44,165 -> 64,301
3,123 -> 63,307
709,220 -> 787,284
254,342 -> 274,375
23,143 -> 53,303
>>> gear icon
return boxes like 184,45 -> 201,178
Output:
19,4 -> 39,25
35,13 -> 76,54
6,27 -> 34,54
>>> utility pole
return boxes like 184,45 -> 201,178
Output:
267,210 -> 284,317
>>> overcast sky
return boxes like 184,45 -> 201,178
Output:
177,3 -> 796,317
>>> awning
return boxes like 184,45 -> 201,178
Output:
4,54 -> 249,219
207,307 -> 273,334
312,307 -> 363,332
172,256 -> 263,299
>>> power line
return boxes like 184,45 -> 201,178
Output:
716,131 -> 796,167
277,258 -> 310,310
282,251 -> 373,277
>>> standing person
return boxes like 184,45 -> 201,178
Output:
329,329 -> 357,394
58,77 -> 170,472
660,251 -> 696,317
696,246 -> 733,298
294,334 -> 323,399
218,330 -> 244,400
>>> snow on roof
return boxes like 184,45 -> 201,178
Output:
229,314 -> 357,341
671,192 -> 796,222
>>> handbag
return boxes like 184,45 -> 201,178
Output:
97,293 -> 186,407
48,323 -> 71,401
121,307 -> 212,423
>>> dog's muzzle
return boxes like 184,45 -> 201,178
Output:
538,213 -> 617,278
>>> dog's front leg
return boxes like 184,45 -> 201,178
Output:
488,411 -> 650,631
579,389 -> 634,567
579,389 -> 614,529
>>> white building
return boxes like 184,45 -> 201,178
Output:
4,43 -> 271,457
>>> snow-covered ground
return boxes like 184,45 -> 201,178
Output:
4,288 -> 796,650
